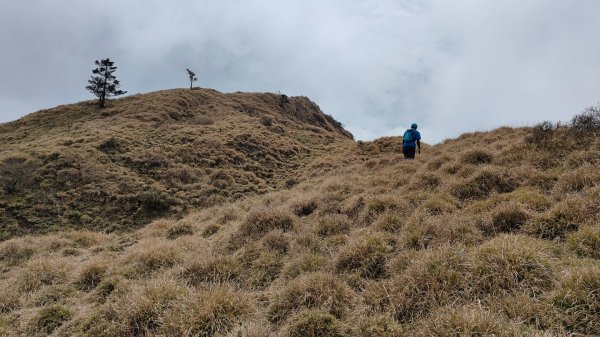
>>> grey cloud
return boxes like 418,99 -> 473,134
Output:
1,0 -> 600,143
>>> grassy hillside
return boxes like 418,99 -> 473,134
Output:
0,95 -> 599,336
0,89 -> 353,239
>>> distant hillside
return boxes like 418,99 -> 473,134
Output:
0,89 -> 353,239
0,93 -> 599,336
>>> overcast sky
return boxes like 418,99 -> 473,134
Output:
1,0 -> 600,143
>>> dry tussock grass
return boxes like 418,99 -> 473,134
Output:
1,102 -> 600,336
471,234 -> 557,296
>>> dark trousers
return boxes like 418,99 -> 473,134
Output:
403,146 -> 416,159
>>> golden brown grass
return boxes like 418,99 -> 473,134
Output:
0,94 -> 599,336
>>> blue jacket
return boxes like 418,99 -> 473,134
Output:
403,129 -> 421,148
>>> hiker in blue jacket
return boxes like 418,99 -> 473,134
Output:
402,123 -> 421,159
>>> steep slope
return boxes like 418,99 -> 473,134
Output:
1,98 -> 599,336
0,89 -> 353,238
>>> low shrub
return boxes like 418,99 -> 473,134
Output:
239,209 -> 295,238
268,272 -> 353,323
137,190 -> 173,216
461,149 -> 494,165
166,223 -> 194,240
335,236 -> 391,279
552,267 -> 600,335
526,121 -> 556,148
566,226 -> 600,259
316,214 -> 351,236
283,310 -> 345,337
30,304 -> 73,335
0,157 -> 37,194
571,104 -> 600,137
472,235 -> 556,296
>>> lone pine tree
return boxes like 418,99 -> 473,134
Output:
86,58 -> 126,108
186,68 -> 198,89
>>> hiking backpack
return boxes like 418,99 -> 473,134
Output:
403,129 -> 415,142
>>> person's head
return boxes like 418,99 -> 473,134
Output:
411,123 -> 418,130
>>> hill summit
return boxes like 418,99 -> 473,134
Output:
0,89 -> 352,238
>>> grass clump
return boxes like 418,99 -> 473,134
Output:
503,188 -> 551,211
375,212 -> 405,232
239,209 -> 295,238
18,258 -> 69,292
125,239 -> 182,276
365,247 -> 471,322
263,231 -> 290,254
316,214 -> 351,236
30,304 -> 73,335
484,203 -> 529,234
450,168 -> 518,200
421,193 -> 458,215
415,305 -> 520,337
0,283 -> 20,313
161,286 -> 252,337
335,235 -> 391,279
283,310 -> 345,337
492,294 -> 560,331
283,253 -> 328,279
555,165 -> 600,193
566,225 -> 600,259
0,238 -> 36,266
291,198 -> 318,217
552,267 -> 600,335
99,277 -> 187,336
180,255 -> 241,286
351,314 -> 404,337
472,235 -> 556,296
166,223 -> 194,239
268,272 -> 353,323
523,197 -> 587,239
201,224 -> 220,238
75,259 -> 109,291
461,149 -> 494,165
